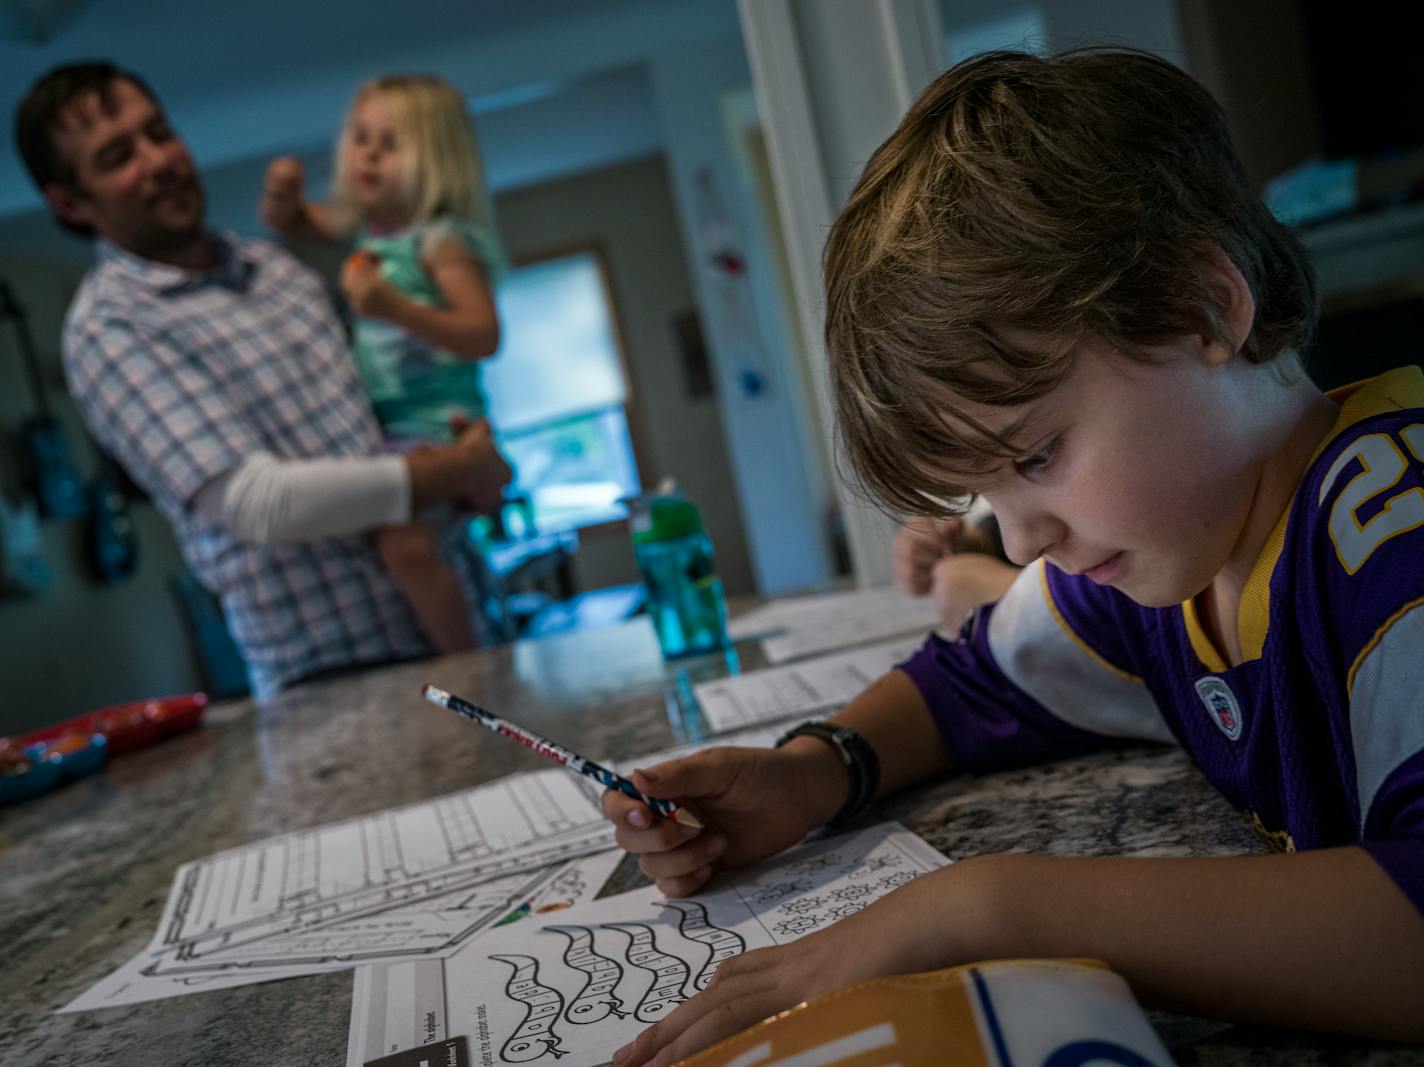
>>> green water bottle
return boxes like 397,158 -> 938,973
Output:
631,494 -> 729,659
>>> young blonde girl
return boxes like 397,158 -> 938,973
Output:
260,74 -> 506,652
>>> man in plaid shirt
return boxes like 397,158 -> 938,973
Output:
15,63 -> 509,697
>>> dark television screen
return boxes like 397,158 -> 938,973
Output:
1299,1 -> 1424,160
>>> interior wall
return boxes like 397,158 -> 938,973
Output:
1175,0 -> 1320,189
493,153 -> 756,599
647,35 -> 839,596
0,249 -> 203,737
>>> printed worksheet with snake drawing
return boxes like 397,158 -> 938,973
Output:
347,822 -> 947,1067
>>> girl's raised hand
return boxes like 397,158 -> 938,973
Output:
259,156 -> 306,233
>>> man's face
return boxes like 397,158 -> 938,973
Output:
45,78 -> 204,256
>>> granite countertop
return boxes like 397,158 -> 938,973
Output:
1,618 -> 1418,1066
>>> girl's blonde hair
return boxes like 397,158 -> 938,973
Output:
332,74 -> 493,231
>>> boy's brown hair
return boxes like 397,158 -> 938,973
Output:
824,48 -> 1318,516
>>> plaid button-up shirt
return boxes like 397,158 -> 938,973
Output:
63,233 -> 429,697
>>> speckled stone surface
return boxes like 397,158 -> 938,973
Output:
1,618 -> 1419,1066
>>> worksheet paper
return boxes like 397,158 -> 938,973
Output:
62,850 -> 625,1012
724,592 -> 835,641
346,823 -> 948,1067
730,587 -> 940,665
691,638 -> 921,733
62,769 -> 619,1012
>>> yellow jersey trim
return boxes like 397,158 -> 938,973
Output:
1180,366 -> 1424,671
1180,596 -> 1229,674
1236,501 -> 1293,661
1347,595 -> 1424,698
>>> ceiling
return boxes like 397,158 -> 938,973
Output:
0,0 -> 744,228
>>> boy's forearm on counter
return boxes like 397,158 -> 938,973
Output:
953,847 -> 1424,1041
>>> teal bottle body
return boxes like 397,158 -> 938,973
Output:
632,497 -> 729,659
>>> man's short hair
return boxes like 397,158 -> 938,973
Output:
13,60 -> 159,236
823,48 -> 1320,516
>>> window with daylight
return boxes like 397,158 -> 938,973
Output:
482,248 -> 642,533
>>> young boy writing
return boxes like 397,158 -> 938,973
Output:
602,48 -> 1424,1065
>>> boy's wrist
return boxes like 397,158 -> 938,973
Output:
777,735 -> 856,831
876,859 -> 1009,976
776,722 -> 880,827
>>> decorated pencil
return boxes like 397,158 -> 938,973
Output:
422,684 -> 703,828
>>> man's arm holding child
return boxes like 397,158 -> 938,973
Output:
195,416 -> 509,544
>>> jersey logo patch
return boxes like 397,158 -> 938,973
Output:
1195,676 -> 1244,741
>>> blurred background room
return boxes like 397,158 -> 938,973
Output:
0,0 -> 1417,736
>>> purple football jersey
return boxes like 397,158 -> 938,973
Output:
900,367 -> 1424,914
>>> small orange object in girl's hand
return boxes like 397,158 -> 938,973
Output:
344,249 -> 381,272
340,249 -> 395,316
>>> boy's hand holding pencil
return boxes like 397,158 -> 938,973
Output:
604,740 -> 847,898
421,684 -> 846,898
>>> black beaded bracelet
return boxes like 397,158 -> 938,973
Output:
774,721 -> 882,828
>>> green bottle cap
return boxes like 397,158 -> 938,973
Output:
630,496 -> 704,544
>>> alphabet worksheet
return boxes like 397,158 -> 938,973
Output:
347,823 -> 948,1067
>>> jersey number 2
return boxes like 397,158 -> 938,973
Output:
1319,425 -> 1424,573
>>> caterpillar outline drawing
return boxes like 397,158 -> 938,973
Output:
603,922 -> 688,1023
543,925 -> 629,1025
490,953 -> 567,1062
656,899 -> 744,991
